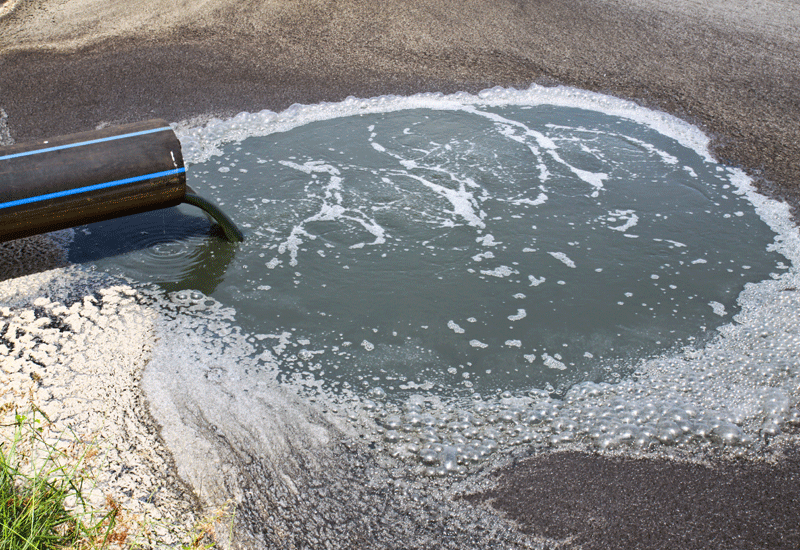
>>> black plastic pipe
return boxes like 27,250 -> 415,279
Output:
0,119 -> 243,243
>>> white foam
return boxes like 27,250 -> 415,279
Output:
606,209 -> 639,232
472,251 -> 495,262
462,105 -> 608,195
328,127 -> 489,233
403,173 -> 486,229
624,135 -> 679,165
276,160 -> 387,265
709,301 -> 727,316
280,159 -> 343,180
476,234 -> 500,247
508,309 -> 527,321
512,193 -> 548,207
528,275 -> 546,286
175,85 -> 714,168
480,265 -> 517,278
447,320 -> 465,334
548,251 -> 577,268
541,353 -> 567,370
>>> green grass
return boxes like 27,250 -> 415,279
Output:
0,409 -> 118,550
1,406 -> 233,550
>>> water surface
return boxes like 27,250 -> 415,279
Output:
71,100 -> 782,400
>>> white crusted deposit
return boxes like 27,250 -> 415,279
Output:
0,262 -> 199,544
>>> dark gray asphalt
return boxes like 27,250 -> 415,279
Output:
465,447 -> 800,550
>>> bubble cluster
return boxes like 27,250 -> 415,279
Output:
353,265 -> 800,472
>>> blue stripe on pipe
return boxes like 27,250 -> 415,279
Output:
0,126 -> 175,161
0,167 -> 186,210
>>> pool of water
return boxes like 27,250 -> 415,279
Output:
70,96 -> 782,400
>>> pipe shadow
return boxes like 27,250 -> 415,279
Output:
66,205 -> 238,295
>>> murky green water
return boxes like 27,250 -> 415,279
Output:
69,103 -> 782,398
